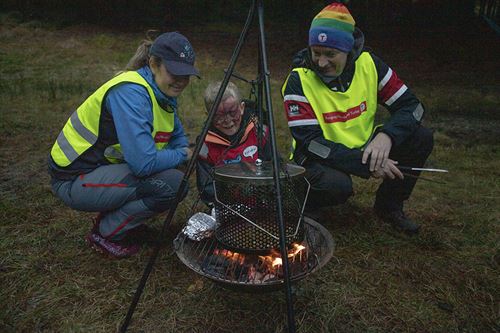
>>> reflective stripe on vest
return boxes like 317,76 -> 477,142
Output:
292,52 -> 378,149
50,71 -> 174,166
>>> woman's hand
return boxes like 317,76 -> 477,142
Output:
371,158 -> 404,180
362,132 -> 392,172
182,147 -> 193,161
176,147 -> 193,172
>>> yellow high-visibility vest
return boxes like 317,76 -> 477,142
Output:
287,51 -> 378,149
50,71 -> 174,166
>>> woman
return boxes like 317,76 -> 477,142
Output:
48,32 -> 199,258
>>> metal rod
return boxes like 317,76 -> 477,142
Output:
223,69 -> 251,84
257,31 -> 264,159
256,1 -> 296,332
196,236 -> 210,261
119,3 -> 257,331
401,172 -> 446,184
398,166 -> 448,173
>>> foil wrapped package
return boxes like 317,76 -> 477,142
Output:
183,212 -> 219,241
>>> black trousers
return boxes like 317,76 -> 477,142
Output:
303,126 -> 434,212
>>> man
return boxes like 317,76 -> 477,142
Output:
282,3 -> 433,234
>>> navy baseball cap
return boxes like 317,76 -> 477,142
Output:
150,32 -> 200,78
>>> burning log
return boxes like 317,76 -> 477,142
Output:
201,242 -> 308,284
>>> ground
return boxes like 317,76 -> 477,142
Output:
0,13 -> 499,333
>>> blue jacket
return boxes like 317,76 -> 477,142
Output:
107,66 -> 188,177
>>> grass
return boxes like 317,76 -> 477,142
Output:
1,15 -> 499,333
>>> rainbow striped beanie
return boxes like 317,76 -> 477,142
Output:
309,3 -> 355,53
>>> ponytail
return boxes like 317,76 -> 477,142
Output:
125,40 -> 152,71
124,30 -> 162,71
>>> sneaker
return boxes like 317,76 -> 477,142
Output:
375,209 -> 420,235
86,224 -> 140,258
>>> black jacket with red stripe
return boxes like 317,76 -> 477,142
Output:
282,28 -> 425,178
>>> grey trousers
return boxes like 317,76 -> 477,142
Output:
51,164 -> 187,240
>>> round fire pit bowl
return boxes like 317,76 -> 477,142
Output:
173,217 -> 334,293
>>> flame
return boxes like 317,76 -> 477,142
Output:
259,242 -> 306,267
213,242 -> 307,271
272,257 -> 283,267
289,243 -> 306,257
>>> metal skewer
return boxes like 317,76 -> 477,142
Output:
401,172 -> 446,184
398,166 -> 448,173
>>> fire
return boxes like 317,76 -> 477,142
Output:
213,243 -> 306,266
289,243 -> 306,257
262,243 -> 306,267
209,242 -> 308,283
271,257 -> 282,267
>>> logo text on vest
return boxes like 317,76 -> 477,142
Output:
322,101 -> 367,123
154,131 -> 172,143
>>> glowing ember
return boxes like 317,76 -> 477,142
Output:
206,242 -> 308,283
213,248 -> 245,265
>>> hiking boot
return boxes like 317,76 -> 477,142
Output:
375,209 -> 420,235
86,223 -> 140,258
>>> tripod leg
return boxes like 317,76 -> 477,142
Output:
119,2 -> 258,332
257,1 -> 296,332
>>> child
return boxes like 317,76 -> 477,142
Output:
196,81 -> 271,207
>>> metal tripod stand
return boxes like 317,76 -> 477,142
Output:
120,1 -> 296,331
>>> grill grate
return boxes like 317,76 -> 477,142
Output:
174,217 -> 334,292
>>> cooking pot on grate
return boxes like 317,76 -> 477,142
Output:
213,161 -> 309,255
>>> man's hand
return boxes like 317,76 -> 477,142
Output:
362,132 -> 393,172
371,158 -> 404,180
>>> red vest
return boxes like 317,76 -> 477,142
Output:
199,122 -> 268,166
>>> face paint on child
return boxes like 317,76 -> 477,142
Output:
213,97 -> 244,136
